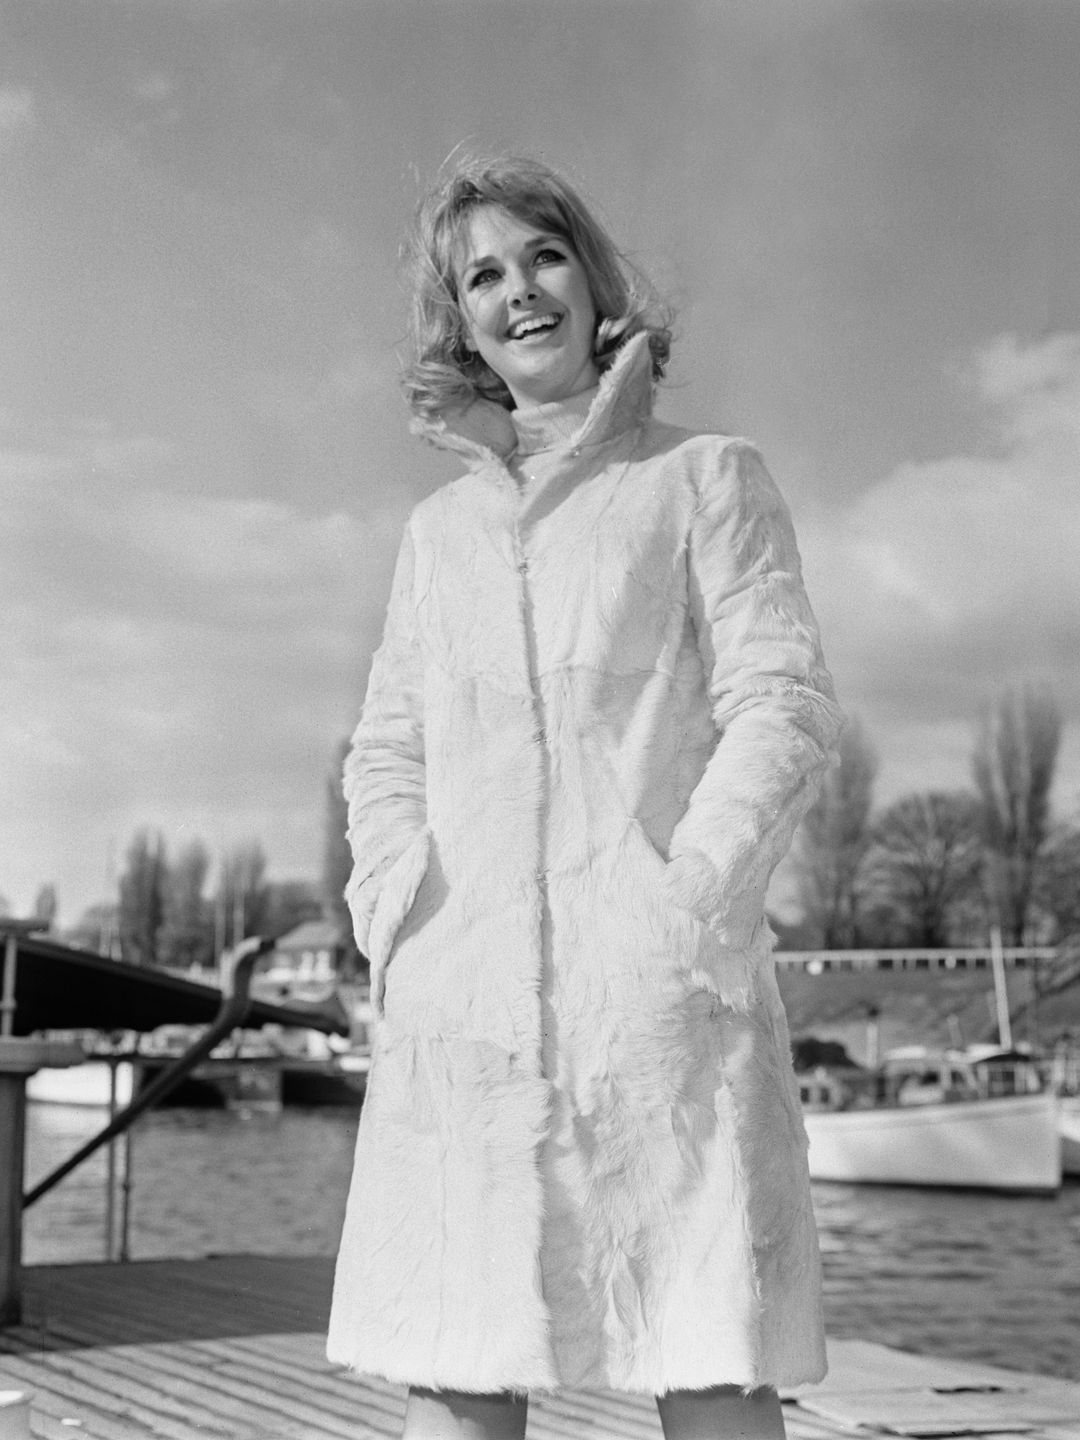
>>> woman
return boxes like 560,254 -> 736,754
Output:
328,155 -> 843,1440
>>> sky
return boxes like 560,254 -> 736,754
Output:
2,0 -> 1079,925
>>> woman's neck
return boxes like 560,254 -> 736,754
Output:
510,384 -> 600,457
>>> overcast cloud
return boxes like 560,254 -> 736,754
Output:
796,330 -> 1080,804
2,1 -> 1078,922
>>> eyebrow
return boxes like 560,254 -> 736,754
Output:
460,234 -> 565,276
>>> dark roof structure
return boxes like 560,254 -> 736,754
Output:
2,931 -> 349,1036
273,919 -> 344,952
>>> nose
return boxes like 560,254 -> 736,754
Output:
507,268 -> 539,305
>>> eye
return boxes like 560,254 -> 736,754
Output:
466,266 -> 499,289
534,246 -> 566,265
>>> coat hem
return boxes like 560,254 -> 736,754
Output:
325,1348 -> 829,1399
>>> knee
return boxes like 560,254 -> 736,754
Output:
656,1384 -> 785,1440
403,1386 -> 528,1440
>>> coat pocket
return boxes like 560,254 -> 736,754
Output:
623,818 -> 703,931
624,818 -> 771,1012
366,828 -> 431,1019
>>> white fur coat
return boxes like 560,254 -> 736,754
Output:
327,333 -> 843,1395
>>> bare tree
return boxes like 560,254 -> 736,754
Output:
1038,823 -> 1080,944
215,840 -> 269,950
33,883 -> 58,930
118,829 -> 167,966
865,791 -> 984,946
972,686 -> 1062,944
262,879 -> 324,940
159,840 -> 214,969
796,715 -> 878,947
68,902 -> 120,957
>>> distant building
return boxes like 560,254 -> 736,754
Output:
251,919 -> 351,1003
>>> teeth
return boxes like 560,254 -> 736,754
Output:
510,314 -> 559,339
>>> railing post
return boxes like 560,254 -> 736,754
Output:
1,935 -> 17,1039
1,934 -> 20,1324
104,1056 -> 122,1262
119,1106 -> 135,1263
0,1071 -> 26,1326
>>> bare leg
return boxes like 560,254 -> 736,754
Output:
657,1385 -> 786,1440
402,1387 -> 528,1440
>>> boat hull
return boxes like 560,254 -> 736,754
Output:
27,1061 -> 134,1108
803,1092 -> 1061,1193
1060,1095 -> 1080,1177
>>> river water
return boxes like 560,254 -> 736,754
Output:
24,1103 -> 1080,1384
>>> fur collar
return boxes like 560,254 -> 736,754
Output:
410,330 -> 655,470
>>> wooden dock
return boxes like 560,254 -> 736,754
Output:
1,1256 -> 1078,1439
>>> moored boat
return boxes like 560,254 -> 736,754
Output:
27,1059 -> 135,1108
799,1047 -> 1061,1193
1060,1095 -> 1080,1177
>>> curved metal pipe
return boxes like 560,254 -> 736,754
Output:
23,938 -> 274,1209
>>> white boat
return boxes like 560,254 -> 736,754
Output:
1060,1095 -> 1080,1177
799,1048 -> 1061,1194
27,1060 -> 135,1108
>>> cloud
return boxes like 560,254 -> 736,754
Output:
7,330 -> 1079,921
132,71 -> 179,105
972,332 -> 1080,447
0,87 -> 35,150
0,435 -> 409,921
797,331 -> 1080,803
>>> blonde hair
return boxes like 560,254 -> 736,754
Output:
401,154 -> 673,418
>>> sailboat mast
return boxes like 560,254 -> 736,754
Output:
990,924 -> 1013,1049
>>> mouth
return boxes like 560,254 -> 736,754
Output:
507,313 -> 562,341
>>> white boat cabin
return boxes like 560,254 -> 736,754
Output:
797,1045 -> 1047,1113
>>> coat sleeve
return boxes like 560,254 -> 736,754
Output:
664,439 -> 843,947
342,521 -> 428,959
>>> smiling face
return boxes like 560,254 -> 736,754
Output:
455,206 -> 599,409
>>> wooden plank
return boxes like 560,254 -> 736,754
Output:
75,1339 -> 396,1440
123,1344 -> 364,1440
174,1338 -> 405,1434
208,1359 -> 401,1437
0,1351 -> 181,1440
792,1338 -> 1028,1396
8,1340 -> 333,1440
6,1264 -> 1080,1440
8,1257 -> 334,1352
52,1344 -> 285,1438
783,1411 -> 869,1440
160,1333 -> 402,1409
21,1361 -> 236,1440
799,1386 -> 1080,1435
529,1401 -> 657,1439
533,1391 -> 660,1439
27,1348 -> 240,1433
12,1357 -> 357,1440
28,1410 -> 96,1440
213,1370 -> 401,1437
213,1336 -> 660,1440
43,1261 -> 319,1326
7,1335 -> 1077,1440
